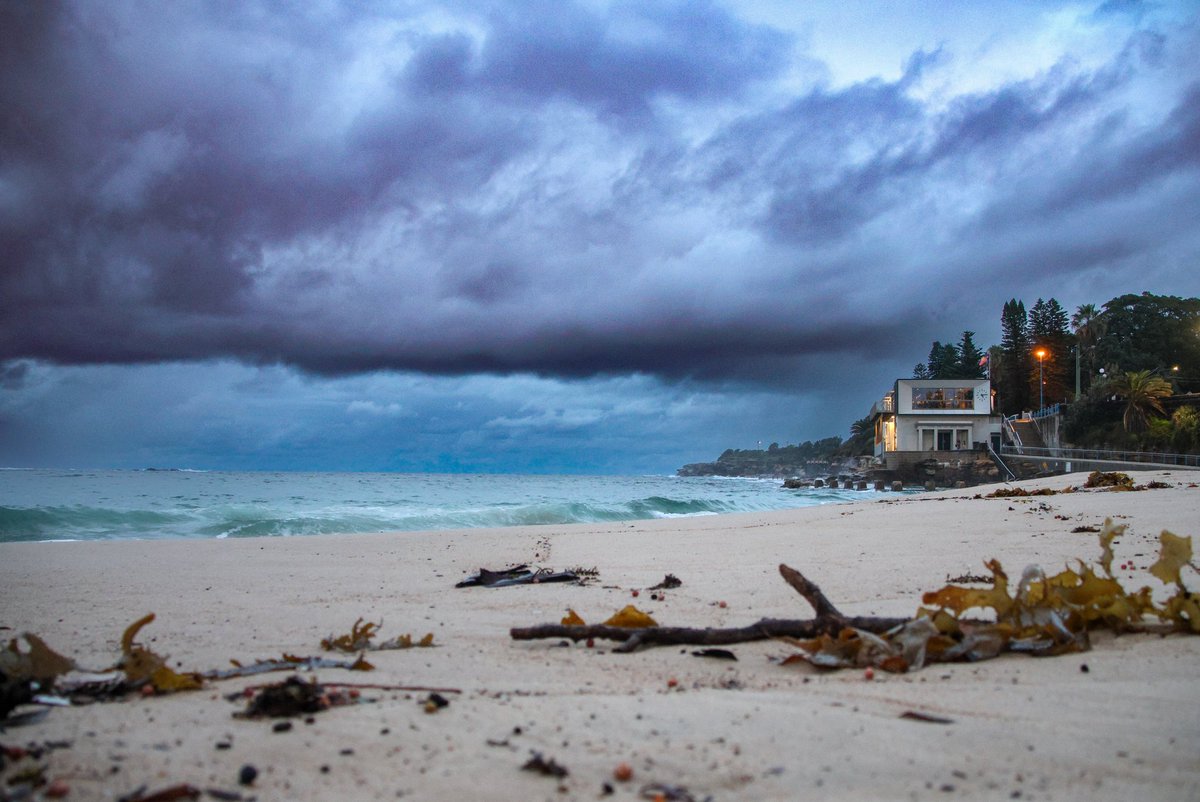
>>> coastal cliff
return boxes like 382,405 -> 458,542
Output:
677,441 -> 841,478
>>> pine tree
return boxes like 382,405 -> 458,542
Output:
1028,298 -> 1071,407
956,331 -> 986,379
925,341 -> 959,379
999,299 -> 1030,415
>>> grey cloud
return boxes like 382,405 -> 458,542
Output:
1,0 -> 1198,394
475,0 -> 792,117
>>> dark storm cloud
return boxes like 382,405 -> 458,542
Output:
2,0 -> 1198,389
473,0 -> 791,116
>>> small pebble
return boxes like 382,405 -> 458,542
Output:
44,780 -> 70,798
239,764 -> 258,786
272,721 -> 293,733
613,762 -> 633,782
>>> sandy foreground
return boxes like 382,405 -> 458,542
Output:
2,471 -> 1199,801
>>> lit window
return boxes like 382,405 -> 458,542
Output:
912,387 -> 974,410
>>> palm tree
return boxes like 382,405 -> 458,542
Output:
1109,370 -> 1172,433
1071,303 -> 1106,384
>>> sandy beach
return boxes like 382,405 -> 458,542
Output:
2,470 -> 1199,801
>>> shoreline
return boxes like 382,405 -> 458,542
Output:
2,471 -> 1199,800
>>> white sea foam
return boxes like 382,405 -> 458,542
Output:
1,470 -> 913,543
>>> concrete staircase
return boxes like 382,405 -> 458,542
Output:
1008,419 -> 1046,452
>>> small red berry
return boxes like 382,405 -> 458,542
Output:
718,600 -> 727,608
864,667 -> 875,681
631,589 -> 639,597
613,762 -> 633,782
667,677 -> 678,688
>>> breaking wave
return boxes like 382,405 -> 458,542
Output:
0,471 -> 884,542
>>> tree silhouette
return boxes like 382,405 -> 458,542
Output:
998,299 -> 1030,414
1071,303 -> 1106,391
1109,370 -> 1172,433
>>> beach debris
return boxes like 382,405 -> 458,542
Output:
320,618 -> 434,653
237,764 -> 257,786
0,634 -> 75,687
561,609 -> 586,626
944,571 -> 992,584
613,762 -> 634,782
44,778 -> 70,798
986,486 -> 1058,498
639,782 -> 704,801
117,783 -> 202,801
602,606 -> 658,628
522,752 -> 569,778
648,574 -> 682,590
1085,471 -> 1133,489
205,789 -> 255,801
422,692 -> 450,713
512,519 -> 1199,665
691,649 -> 737,661
204,653 -> 375,680
0,633 -> 75,718
900,710 -> 954,725
117,614 -> 204,693
457,565 -> 582,588
234,675 -> 348,719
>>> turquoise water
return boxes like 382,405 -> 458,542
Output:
0,470 -> 878,542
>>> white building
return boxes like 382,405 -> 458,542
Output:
869,378 -> 1002,466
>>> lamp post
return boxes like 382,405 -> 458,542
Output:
1035,348 -> 1047,411
1074,345 -> 1080,399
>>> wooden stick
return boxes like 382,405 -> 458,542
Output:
509,563 -> 911,652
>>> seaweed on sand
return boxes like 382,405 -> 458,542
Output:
512,519 -> 1199,670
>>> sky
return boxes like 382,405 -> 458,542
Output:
2,0 -> 1199,474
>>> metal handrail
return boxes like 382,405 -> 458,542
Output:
998,444 -> 1200,468
1031,403 -> 1064,420
1002,415 -> 1023,450
987,442 -> 1018,481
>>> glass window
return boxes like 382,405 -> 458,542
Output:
912,387 -> 974,410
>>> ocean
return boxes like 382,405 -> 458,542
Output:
0,470 -> 882,543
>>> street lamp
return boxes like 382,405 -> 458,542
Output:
1035,348 -> 1047,410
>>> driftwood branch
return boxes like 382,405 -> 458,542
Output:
510,563 -> 911,653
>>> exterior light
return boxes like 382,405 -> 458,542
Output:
1035,348 -> 1046,410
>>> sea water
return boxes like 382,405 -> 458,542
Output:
0,470 -> 879,543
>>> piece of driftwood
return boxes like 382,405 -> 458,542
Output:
510,563 -> 911,653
